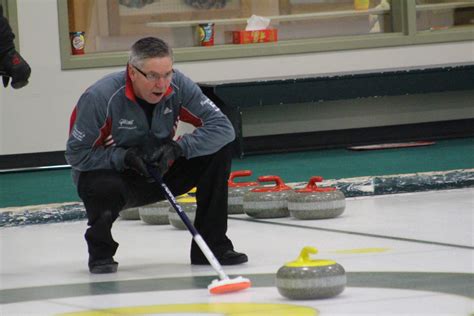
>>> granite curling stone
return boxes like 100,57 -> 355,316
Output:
168,194 -> 196,229
243,175 -> 294,218
119,207 -> 140,220
228,170 -> 259,214
139,201 -> 170,225
288,176 -> 345,220
276,246 -> 346,300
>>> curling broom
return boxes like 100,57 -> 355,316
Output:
147,165 -> 251,295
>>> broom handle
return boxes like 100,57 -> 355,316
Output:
147,166 -> 228,281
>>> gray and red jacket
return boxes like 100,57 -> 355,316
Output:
65,68 -> 235,184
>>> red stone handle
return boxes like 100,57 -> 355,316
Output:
258,175 -> 283,186
305,176 -> 324,190
228,170 -> 258,187
296,176 -> 336,193
251,175 -> 292,192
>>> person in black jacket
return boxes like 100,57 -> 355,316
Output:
0,4 -> 31,89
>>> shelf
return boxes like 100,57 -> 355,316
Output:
146,7 -> 391,28
416,1 -> 474,12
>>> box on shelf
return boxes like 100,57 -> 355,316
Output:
232,29 -> 278,44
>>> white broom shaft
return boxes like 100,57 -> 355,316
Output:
163,182 -> 228,280
146,166 -> 229,281
193,234 -> 228,280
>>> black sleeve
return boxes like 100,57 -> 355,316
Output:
0,4 -> 15,54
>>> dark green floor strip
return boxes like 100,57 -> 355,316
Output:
2,170 -> 473,227
1,272 -> 472,304
1,138 -> 473,208
229,217 -> 474,250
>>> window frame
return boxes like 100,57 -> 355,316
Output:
56,0 -> 474,70
2,0 -> 20,50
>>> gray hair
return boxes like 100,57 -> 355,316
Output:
128,37 -> 173,67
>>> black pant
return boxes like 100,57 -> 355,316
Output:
77,145 -> 233,263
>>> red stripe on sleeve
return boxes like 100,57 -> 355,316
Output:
179,107 -> 203,127
68,106 -> 78,135
93,117 -> 113,147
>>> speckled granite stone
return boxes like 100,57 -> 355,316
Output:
119,207 -> 140,220
276,263 -> 346,299
139,201 -> 170,225
168,203 -> 196,230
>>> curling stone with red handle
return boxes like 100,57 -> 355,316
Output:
243,175 -> 294,218
139,201 -> 170,225
288,176 -> 345,220
228,170 -> 259,214
276,246 -> 346,300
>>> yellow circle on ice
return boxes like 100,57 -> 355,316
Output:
61,303 -> 318,315
332,247 -> 390,254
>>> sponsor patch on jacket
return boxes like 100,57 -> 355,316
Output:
200,98 -> 220,112
72,126 -> 86,141
118,118 -> 137,130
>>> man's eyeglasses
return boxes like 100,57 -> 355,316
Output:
132,65 -> 173,82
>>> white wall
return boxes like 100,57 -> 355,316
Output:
1,0 -> 473,155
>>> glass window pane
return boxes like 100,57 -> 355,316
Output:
66,0 -> 394,55
415,0 -> 474,31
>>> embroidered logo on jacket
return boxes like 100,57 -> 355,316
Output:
200,98 -> 220,112
164,107 -> 173,115
118,119 -> 137,130
72,126 -> 85,141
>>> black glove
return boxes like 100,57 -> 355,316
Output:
124,147 -> 149,177
143,140 -> 183,176
0,48 -> 31,89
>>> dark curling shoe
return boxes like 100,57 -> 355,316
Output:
192,249 -> 248,265
89,258 -> 119,274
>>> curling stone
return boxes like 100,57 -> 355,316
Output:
139,201 -> 170,225
276,246 -> 346,300
168,194 -> 196,229
119,207 -> 140,220
288,176 -> 345,220
243,175 -> 294,218
228,170 -> 259,214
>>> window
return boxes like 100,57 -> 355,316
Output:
415,0 -> 474,31
58,0 -> 474,69
66,0 -> 393,53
